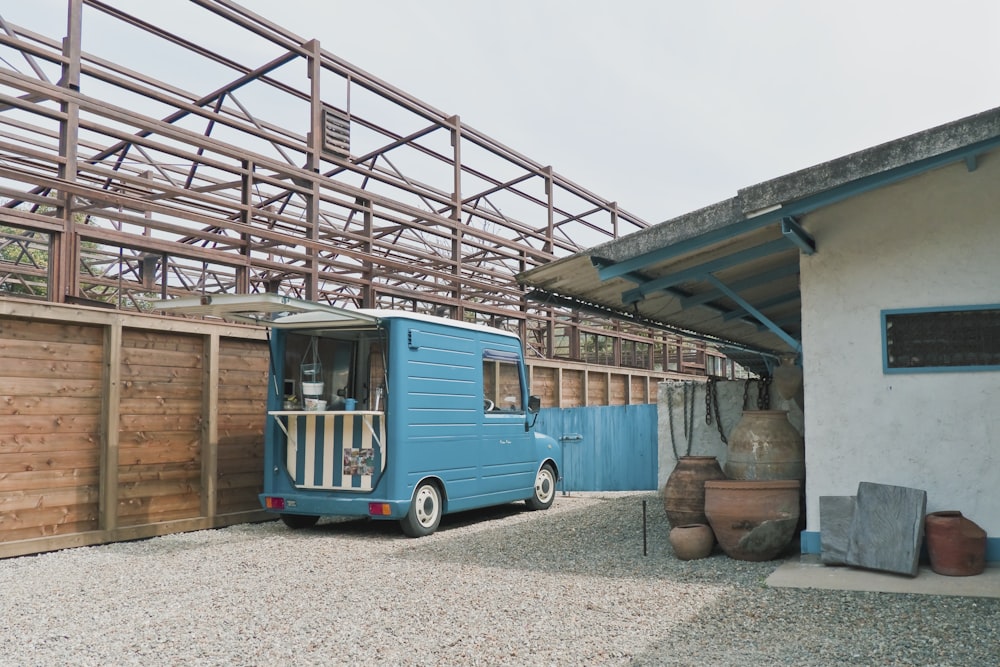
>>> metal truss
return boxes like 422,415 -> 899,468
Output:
0,0 -> 724,371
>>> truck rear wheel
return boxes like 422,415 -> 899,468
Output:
525,464 -> 556,510
400,482 -> 442,537
280,514 -> 320,529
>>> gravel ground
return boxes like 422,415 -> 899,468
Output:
0,492 -> 997,666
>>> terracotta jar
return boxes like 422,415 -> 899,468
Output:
669,523 -> 715,561
925,511 -> 987,576
704,479 -> 800,562
662,456 -> 726,528
724,410 -> 805,482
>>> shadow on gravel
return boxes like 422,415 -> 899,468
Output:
298,501 -> 534,541
392,492 -> 794,586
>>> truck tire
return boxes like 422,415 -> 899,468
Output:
400,481 -> 442,537
525,464 -> 556,510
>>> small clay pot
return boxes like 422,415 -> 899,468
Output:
925,511 -> 987,576
669,523 -> 715,560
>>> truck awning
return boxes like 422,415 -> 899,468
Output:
152,294 -> 378,329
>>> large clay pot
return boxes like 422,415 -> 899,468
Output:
925,511 -> 987,576
724,410 -> 805,482
669,523 -> 715,561
662,456 -> 726,528
704,479 -> 800,561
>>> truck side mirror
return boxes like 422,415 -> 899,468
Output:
527,395 -> 541,414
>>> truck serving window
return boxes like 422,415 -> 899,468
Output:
482,349 -> 523,412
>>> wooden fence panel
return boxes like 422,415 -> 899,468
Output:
0,317 -> 103,543
117,329 -> 203,527
216,338 -> 268,514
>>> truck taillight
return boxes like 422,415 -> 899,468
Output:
265,496 -> 285,510
368,502 -> 391,516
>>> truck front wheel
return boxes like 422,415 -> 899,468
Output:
525,464 -> 556,510
400,482 -> 442,537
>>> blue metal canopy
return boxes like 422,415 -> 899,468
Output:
519,107 -> 1000,362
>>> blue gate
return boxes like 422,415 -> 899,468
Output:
535,404 -> 658,492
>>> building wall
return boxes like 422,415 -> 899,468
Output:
800,153 -> 1000,548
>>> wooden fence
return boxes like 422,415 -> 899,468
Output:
0,298 -> 690,559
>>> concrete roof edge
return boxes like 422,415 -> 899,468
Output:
738,105 -> 1000,213
584,197 -> 743,263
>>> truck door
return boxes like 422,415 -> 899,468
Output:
480,348 -> 533,494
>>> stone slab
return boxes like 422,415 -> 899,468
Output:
819,495 -> 856,565
846,482 -> 926,577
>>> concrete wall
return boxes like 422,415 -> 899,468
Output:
656,379 -> 802,488
799,154 -> 1000,545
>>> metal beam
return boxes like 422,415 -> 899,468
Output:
622,238 -> 789,304
781,216 -> 815,255
705,275 -> 801,353
679,263 -> 799,308
722,290 -> 800,321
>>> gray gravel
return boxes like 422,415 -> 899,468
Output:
0,493 -> 997,666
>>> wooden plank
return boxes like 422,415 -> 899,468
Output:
202,333 -> 219,520
121,329 -> 204,353
0,377 -> 102,398
0,396 -> 103,416
118,413 -> 202,431
0,336 -> 103,363
0,450 -> 100,473
118,441 -> 200,466
0,413 -> 100,435
0,432 -> 99,452
0,516 -> 99,543
119,398 -> 204,415
0,357 -> 104,380
120,380 -> 205,400
0,485 -> 100,512
587,371 -> 609,406
0,317 -> 103,345
121,346 -> 203,371
0,468 -> 101,491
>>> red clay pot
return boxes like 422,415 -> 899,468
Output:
704,479 -> 800,562
662,456 -> 726,528
925,511 -> 986,576
669,523 -> 715,561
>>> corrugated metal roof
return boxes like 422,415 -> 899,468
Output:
520,106 -> 1000,361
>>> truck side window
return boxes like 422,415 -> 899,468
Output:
482,349 -> 523,412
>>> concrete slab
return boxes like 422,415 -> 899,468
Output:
846,482 -> 926,576
767,554 -> 1000,598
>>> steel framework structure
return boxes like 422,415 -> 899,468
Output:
0,0 -> 728,373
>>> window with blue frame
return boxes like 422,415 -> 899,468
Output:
882,304 -> 1000,373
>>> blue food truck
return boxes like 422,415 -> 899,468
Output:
159,294 -> 561,536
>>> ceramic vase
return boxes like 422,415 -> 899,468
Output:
669,523 -> 715,561
662,456 -> 727,528
925,511 -> 987,576
704,479 -> 800,561
724,410 -> 805,482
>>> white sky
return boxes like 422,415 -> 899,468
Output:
6,1 -> 1000,224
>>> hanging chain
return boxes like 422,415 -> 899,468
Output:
757,376 -> 772,410
667,381 -> 679,460
684,382 -> 695,455
668,381 -> 695,459
705,378 -> 728,445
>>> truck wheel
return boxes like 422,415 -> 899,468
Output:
280,514 -> 319,529
525,464 -> 556,510
400,482 -> 442,537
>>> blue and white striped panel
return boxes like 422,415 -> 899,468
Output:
286,413 -> 385,491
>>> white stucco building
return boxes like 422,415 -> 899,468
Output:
521,107 -> 1000,560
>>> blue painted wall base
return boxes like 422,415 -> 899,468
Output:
800,530 -> 1000,563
